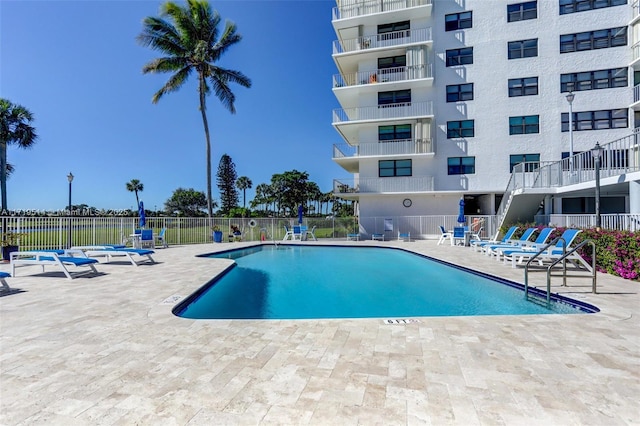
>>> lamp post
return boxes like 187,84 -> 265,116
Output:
566,92 -> 575,177
591,142 -> 603,231
67,172 -> 74,248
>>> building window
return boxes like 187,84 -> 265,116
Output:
508,77 -> 538,97
378,55 -> 406,70
509,115 -> 539,134
507,1 -> 537,22
448,157 -> 476,175
377,20 -> 410,42
446,83 -> 474,102
561,109 -> 628,131
561,68 -> 628,92
379,124 -> 411,141
508,39 -> 538,59
559,0 -> 627,15
446,47 -> 474,66
445,11 -> 472,31
560,27 -> 627,53
447,120 -> 475,138
378,90 -> 411,107
509,154 -> 540,172
379,159 -> 412,177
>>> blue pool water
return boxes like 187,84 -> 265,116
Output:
174,245 -> 599,320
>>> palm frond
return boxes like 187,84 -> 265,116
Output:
142,56 -> 190,74
151,66 -> 192,104
137,16 -> 186,57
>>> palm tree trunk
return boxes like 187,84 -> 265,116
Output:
198,72 -> 214,226
0,141 -> 7,212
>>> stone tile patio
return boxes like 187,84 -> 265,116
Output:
1,240 -> 638,425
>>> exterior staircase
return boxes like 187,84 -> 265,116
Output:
495,131 -> 640,229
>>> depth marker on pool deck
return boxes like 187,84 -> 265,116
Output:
383,319 -> 422,325
162,295 -> 183,305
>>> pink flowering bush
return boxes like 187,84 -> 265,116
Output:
504,224 -> 640,281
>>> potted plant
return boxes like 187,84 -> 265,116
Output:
212,226 -> 223,243
1,231 -> 25,261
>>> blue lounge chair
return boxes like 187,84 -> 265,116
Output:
0,271 -> 10,290
140,229 -> 155,249
10,250 -> 100,280
155,228 -> 168,248
486,227 -> 555,261
471,226 -> 518,252
482,227 -> 536,256
502,229 -> 586,269
72,246 -> 156,266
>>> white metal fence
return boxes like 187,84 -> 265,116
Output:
1,212 -> 637,251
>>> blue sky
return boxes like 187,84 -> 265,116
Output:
1,0 -> 344,212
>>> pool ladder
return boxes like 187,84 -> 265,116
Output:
260,227 -> 278,247
523,238 -> 597,308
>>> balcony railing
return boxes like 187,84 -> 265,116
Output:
333,101 -> 433,123
333,176 -> 434,194
333,139 -> 434,158
332,0 -> 432,20
333,27 -> 432,55
634,84 -> 640,104
633,41 -> 640,63
634,0 -> 640,19
333,64 -> 433,88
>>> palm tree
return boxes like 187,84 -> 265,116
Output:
138,0 -> 251,224
236,176 -> 252,208
0,98 -> 38,213
126,179 -> 144,207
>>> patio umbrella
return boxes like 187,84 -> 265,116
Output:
457,197 -> 466,224
297,205 -> 303,224
138,201 -> 146,228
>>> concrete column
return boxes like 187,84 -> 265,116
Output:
630,180 -> 640,214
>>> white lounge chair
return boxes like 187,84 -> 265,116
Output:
398,231 -> 410,242
437,226 -> 452,245
482,227 -> 536,256
371,233 -> 384,241
471,226 -> 519,252
71,246 -> 156,266
155,228 -> 168,248
10,250 -> 100,280
487,227 -> 555,261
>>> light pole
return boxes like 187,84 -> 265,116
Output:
67,172 -> 74,248
591,142 -> 603,231
566,92 -> 575,177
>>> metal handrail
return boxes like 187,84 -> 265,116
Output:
545,239 -> 596,299
524,237 -> 596,308
524,237 -> 565,303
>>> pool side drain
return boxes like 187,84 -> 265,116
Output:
383,318 -> 422,325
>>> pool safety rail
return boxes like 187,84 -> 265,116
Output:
523,238 -> 597,307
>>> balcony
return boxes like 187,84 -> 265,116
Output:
633,84 -> 640,110
333,176 -> 435,198
333,101 -> 433,125
632,41 -> 640,67
333,64 -> 433,88
333,139 -> 433,158
332,0 -> 432,21
333,27 -> 432,55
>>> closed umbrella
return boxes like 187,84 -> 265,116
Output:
138,201 -> 146,228
297,205 -> 303,224
457,197 -> 466,224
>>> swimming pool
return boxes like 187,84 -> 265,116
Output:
174,245 -> 599,320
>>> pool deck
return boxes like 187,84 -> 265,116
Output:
0,240 -> 638,425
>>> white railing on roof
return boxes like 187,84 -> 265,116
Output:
333,27 -> 432,55
333,64 -> 433,88
333,176 -> 434,194
333,101 -> 433,123
333,139 -> 433,158
332,0 -> 432,20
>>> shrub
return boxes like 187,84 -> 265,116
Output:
502,223 -> 640,281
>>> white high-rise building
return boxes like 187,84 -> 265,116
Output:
331,0 -> 640,237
